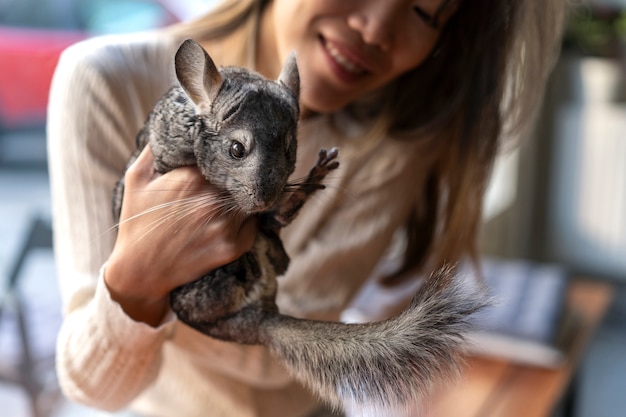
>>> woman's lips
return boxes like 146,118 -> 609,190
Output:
319,36 -> 376,83
324,40 -> 366,75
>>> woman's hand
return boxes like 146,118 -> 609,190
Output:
105,146 -> 258,326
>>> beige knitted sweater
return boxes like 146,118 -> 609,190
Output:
47,32 -> 434,417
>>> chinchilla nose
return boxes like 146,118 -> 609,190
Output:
255,183 -> 280,207
255,171 -> 283,208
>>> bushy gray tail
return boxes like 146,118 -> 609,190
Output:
260,267 -> 488,412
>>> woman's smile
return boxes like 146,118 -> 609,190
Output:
324,40 -> 366,76
264,0 -> 449,112
319,35 -> 373,83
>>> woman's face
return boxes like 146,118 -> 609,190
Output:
266,0 -> 456,113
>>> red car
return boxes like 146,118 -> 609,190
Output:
0,0 -> 213,131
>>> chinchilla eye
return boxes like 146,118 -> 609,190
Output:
229,141 -> 246,159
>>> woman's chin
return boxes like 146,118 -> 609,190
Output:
300,98 -> 349,117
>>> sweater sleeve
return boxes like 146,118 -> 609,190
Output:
47,34 -> 295,411
47,35 -> 179,411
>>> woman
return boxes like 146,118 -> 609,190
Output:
47,0 -> 566,416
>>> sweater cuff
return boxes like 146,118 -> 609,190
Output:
95,263 -> 176,350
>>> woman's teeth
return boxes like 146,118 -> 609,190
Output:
325,42 -> 365,75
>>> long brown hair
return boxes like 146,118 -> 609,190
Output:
167,0 -> 267,67
169,0 -> 566,283
378,0 -> 566,283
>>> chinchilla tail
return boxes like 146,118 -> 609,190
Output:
260,266 -> 489,413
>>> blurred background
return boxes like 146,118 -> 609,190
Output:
0,0 -> 625,416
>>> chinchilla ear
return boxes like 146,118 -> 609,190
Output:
277,51 -> 299,99
175,39 -> 223,110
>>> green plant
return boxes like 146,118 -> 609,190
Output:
563,5 -> 626,57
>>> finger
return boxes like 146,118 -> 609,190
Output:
164,165 -> 205,185
127,146 -> 157,186
238,216 -> 259,252
155,166 -> 212,197
208,216 -> 258,267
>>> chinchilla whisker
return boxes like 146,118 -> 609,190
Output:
285,173 -> 317,184
282,184 -> 323,192
126,202 -> 230,245
106,199 -> 189,236
112,193 -> 236,240
323,185 -> 356,202
282,179 -> 353,205
115,195 -> 205,226
166,194 -> 234,222
284,172 -> 343,190
194,200 -> 240,226
223,198 -> 244,214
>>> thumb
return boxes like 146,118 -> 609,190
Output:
126,146 -> 158,186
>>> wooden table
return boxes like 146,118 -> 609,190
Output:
430,280 -> 614,417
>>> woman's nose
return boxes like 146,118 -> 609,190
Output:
346,2 -> 397,51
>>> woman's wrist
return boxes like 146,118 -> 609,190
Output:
104,255 -> 170,327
